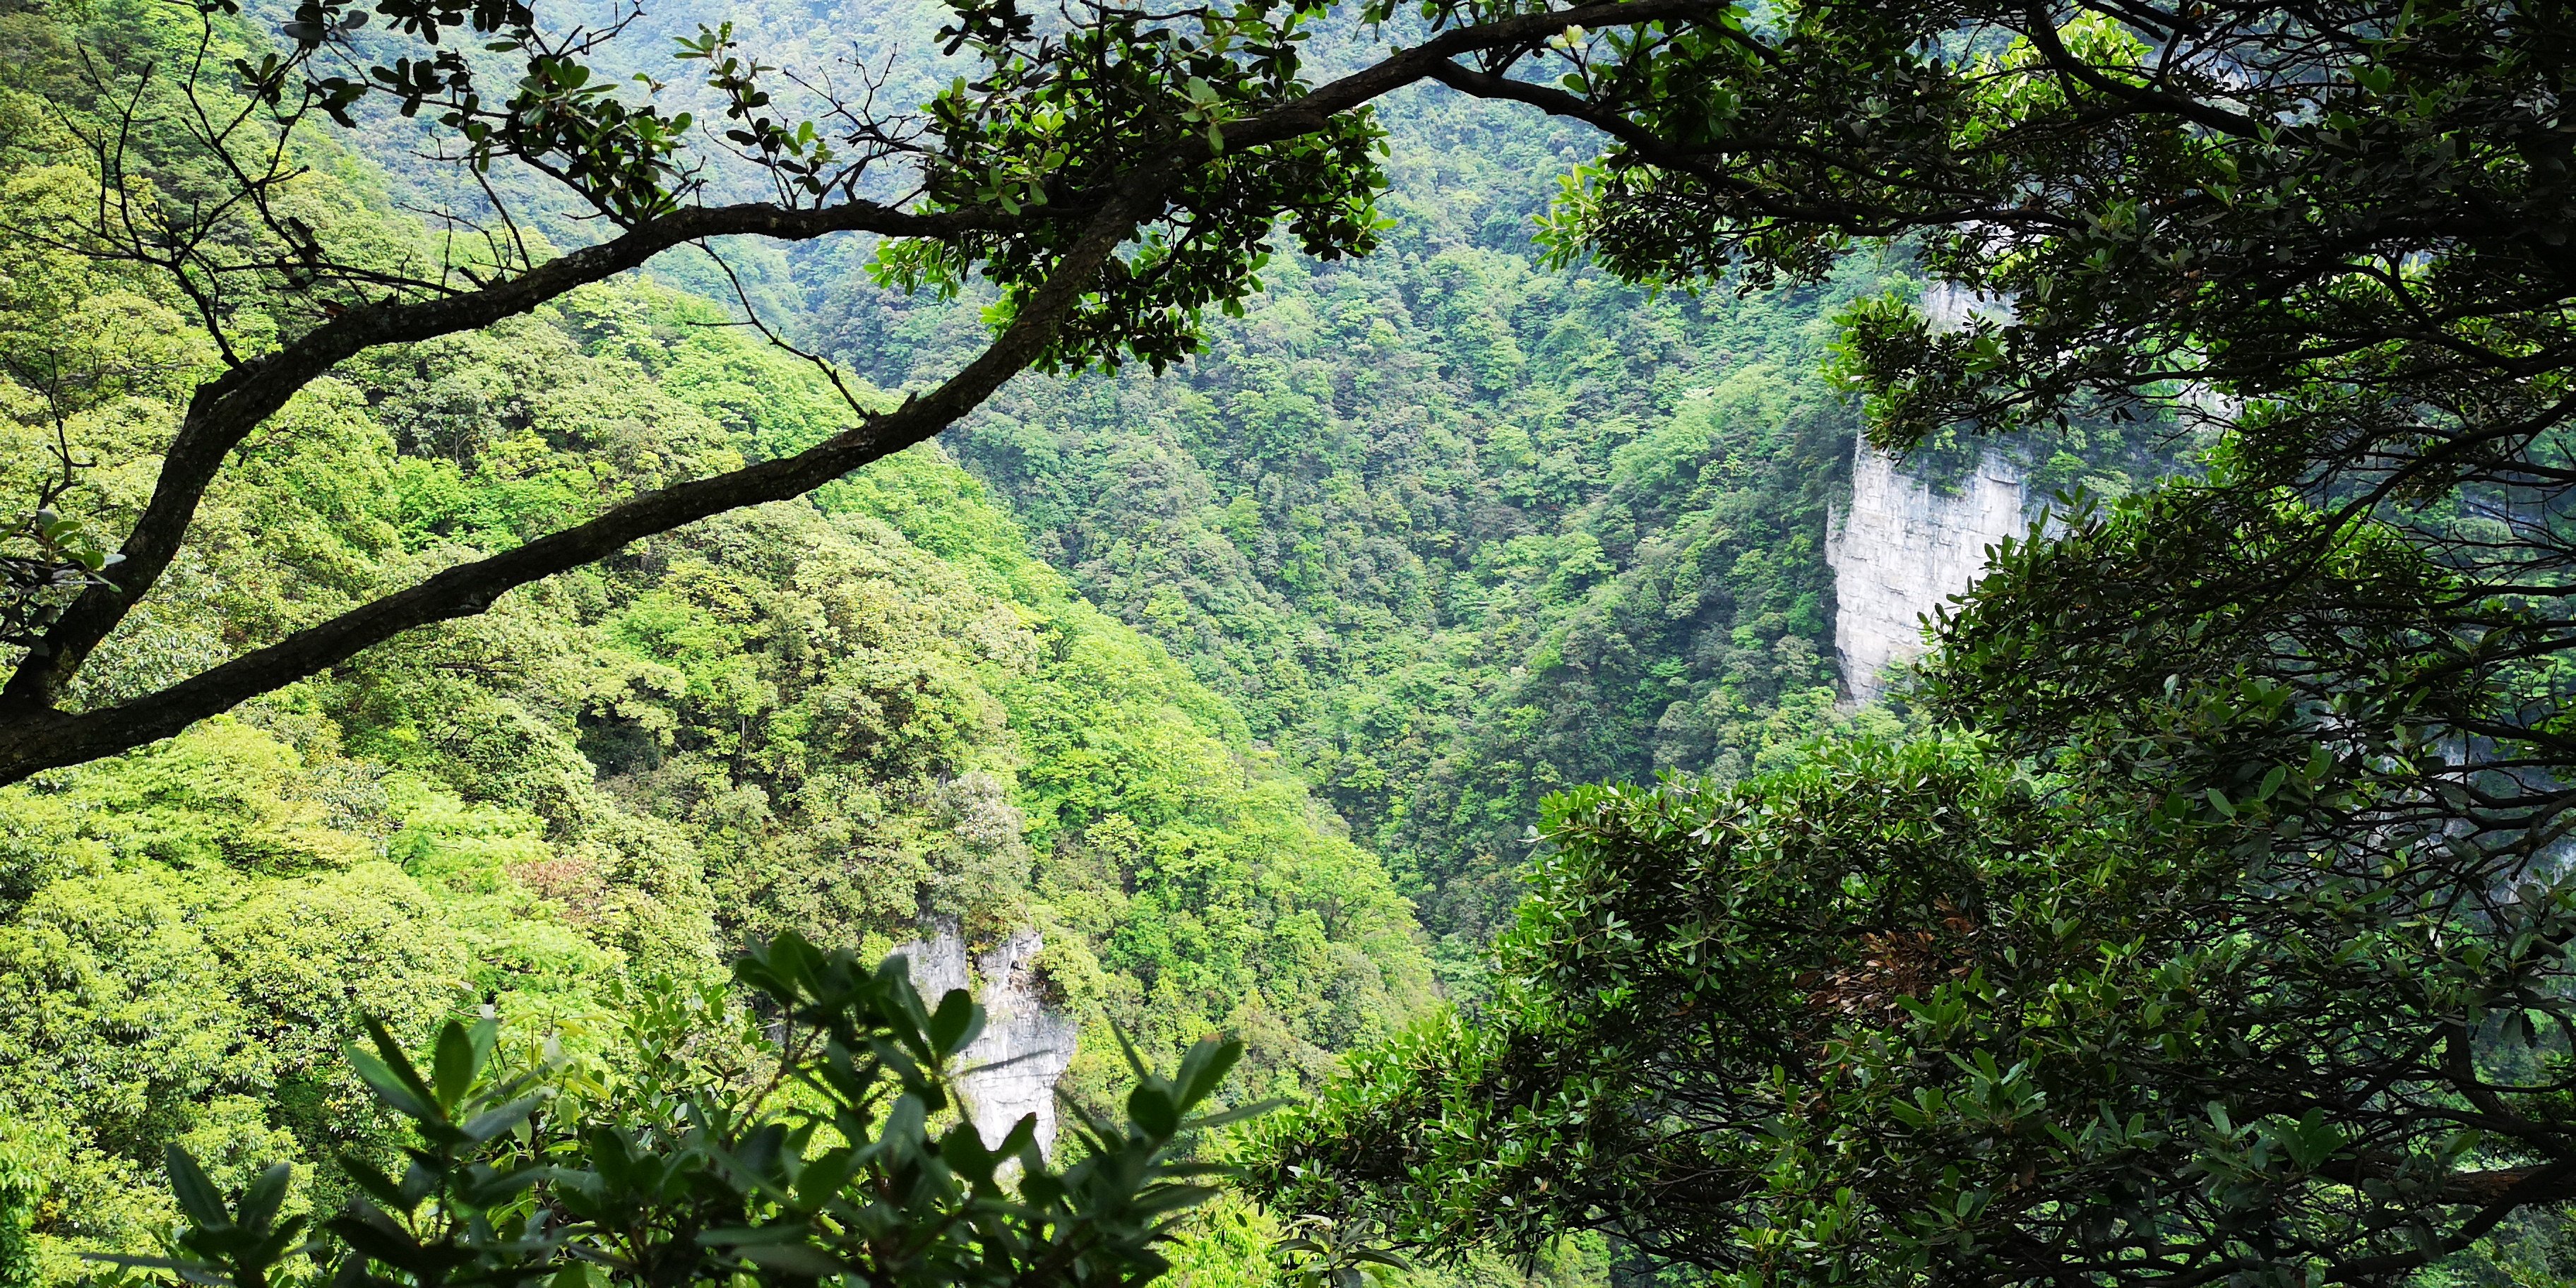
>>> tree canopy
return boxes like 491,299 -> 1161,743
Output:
21,0 -> 2576,1279
1246,0 -> 2576,1284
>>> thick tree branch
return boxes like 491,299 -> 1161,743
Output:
2017,6 -> 2272,141
0,171 -> 1162,782
0,0 -> 1729,781
1218,0 -> 1726,147
2,197 -> 1006,712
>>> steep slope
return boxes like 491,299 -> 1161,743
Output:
796,174 -> 1891,946
0,3 -> 1433,1272
1827,443 -> 2034,703
251,0 -> 1891,946
220,0 -> 2182,954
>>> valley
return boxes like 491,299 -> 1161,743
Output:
4,0 -> 2548,1284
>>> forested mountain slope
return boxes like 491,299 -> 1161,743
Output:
9,0 -> 2561,1280
321,0 -> 2174,950
0,0 -> 2177,1271
664,0 -> 1899,945
0,0 -> 1430,1270
267,0 -> 1921,943
884,261 -> 1875,944
780,71 -> 2167,946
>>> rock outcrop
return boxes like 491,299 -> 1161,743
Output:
1826,439 -> 2030,704
896,922 -> 1079,1155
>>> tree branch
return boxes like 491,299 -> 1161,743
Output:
0,0 -> 1734,777
1420,59 -> 2065,234
0,169 -> 1162,782
1,197 -> 1004,712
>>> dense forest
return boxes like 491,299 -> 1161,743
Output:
0,0 -> 1962,1262
0,0 -> 1445,1267
10,0 -> 2576,1283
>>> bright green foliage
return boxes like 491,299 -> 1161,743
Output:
0,720 -> 624,1280
0,0 -> 1434,1272
324,282 -> 1435,1087
0,280 -> 1433,1269
97,932 -> 1254,1288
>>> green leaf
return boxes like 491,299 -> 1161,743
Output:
335,1155 -> 410,1212
326,1206 -> 424,1267
347,1045 -> 441,1123
237,1163 -> 292,1234
460,1097 -> 540,1143
1173,1037 -> 1243,1111
1127,1085 -> 1180,1139
350,1016 -> 442,1123
795,1145 -> 860,1208
1186,1098 -> 1284,1131
938,1121 -> 997,1185
165,1146 -> 231,1231
432,1020 -> 477,1110
928,987 -> 979,1058
728,1240 -> 849,1277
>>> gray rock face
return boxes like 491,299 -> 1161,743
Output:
1826,439 -> 2030,704
895,922 -> 1079,1156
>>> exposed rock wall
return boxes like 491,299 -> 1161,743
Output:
1826,439 -> 2030,704
897,922 -> 1079,1156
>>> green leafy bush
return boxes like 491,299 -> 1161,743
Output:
99,933 -> 1251,1288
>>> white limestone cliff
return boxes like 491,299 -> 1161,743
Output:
1825,439 -> 2032,704
896,922 -> 1079,1156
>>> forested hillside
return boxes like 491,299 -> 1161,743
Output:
0,0 -> 1434,1270
220,0 -> 2179,960
824,234 -> 1883,946
294,0 -> 1912,946
0,0 -> 2217,1277
13,0 -> 2576,1281
641,1 -> 2174,948
276,0 -> 1936,947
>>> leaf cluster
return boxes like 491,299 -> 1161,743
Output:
90,932 -> 1256,1288
1246,720 -> 2576,1287
880,0 -> 1391,374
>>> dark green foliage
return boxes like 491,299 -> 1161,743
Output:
1250,720 -> 2576,1287
1249,1 -> 2576,1282
98,933 -> 1250,1288
0,1152 -> 33,1288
